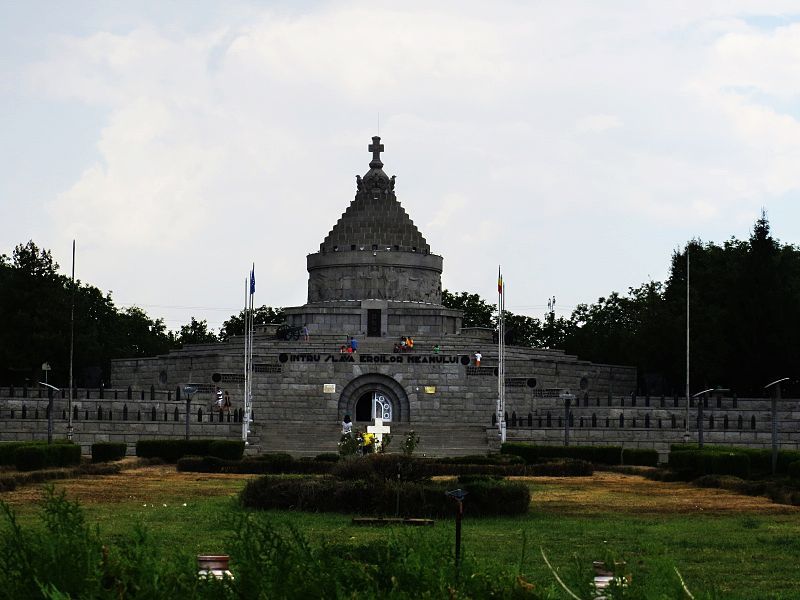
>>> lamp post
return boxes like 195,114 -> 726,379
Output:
691,387 -> 728,448
445,488 -> 468,574
560,391 -> 574,447
183,386 -> 198,440
765,378 -> 790,475
37,381 -> 59,444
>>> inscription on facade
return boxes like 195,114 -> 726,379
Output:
278,353 -> 462,365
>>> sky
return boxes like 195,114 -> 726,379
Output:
2,1 -> 800,333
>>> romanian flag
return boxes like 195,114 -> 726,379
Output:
497,267 -> 503,294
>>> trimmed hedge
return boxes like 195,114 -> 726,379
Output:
0,440 -> 73,466
13,443 -> 81,471
788,461 -> 800,480
177,456 -> 333,475
208,440 -> 245,461
91,442 -> 127,463
136,439 -> 243,462
501,443 -> 658,467
669,448 -> 752,479
622,448 -> 659,467
527,459 -> 593,477
670,444 -> 800,477
239,475 -> 530,517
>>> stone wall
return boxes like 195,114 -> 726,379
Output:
3,382 -> 797,462
307,251 -> 443,304
0,388 -> 243,455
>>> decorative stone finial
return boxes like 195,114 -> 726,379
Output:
368,136 -> 384,169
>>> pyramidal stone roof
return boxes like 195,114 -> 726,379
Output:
319,136 -> 431,254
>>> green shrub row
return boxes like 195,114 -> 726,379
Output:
177,455 -> 332,475
432,454 -> 525,465
239,475 -> 530,517
670,444 -> 800,477
135,439 -> 244,462
0,439 -> 73,466
668,449 -> 752,479
526,459 -> 594,476
0,463 -> 122,492
91,442 -> 127,463
14,443 -> 81,471
177,453 -> 561,478
501,443 -> 659,466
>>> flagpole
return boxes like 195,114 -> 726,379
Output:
242,277 -> 249,443
501,277 -> 506,443
67,240 -> 75,441
685,243 -> 690,443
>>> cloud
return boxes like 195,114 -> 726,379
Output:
6,2 -> 800,330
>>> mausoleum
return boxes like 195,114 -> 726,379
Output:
109,137 -> 637,455
3,137 -> 798,460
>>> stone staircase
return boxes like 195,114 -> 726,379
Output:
247,419 -> 491,458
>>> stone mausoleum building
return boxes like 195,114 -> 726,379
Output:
109,137 -> 636,455
4,137 -> 797,460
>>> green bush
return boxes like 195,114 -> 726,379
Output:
256,452 -> 294,466
176,456 -> 332,475
14,446 -> 47,471
314,453 -> 340,462
13,443 -> 81,471
136,439 -> 221,462
208,440 -> 245,460
711,453 -> 750,478
669,444 -> 800,477
527,459 -> 593,476
622,448 -> 659,467
331,457 -> 378,481
501,443 -> 624,465
0,442 -> 34,466
788,461 -> 800,480
239,476 -> 529,517
436,454 -> 524,465
91,442 -> 127,463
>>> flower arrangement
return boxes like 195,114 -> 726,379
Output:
359,432 -> 376,454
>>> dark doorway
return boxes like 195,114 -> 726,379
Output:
367,309 -> 381,337
355,392 -> 373,421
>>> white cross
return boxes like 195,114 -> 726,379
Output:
367,417 -> 391,446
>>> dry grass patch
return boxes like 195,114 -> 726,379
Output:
518,471 -> 797,515
1,464 -> 257,508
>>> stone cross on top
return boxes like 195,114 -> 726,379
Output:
367,417 -> 391,446
368,136 -> 384,169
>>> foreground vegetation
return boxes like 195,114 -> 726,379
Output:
2,465 -> 799,598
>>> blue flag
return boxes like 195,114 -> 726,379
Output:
250,264 -> 255,295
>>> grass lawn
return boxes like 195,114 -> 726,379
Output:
2,464 -> 799,598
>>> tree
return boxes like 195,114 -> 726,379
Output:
442,290 -> 495,328
0,240 -> 183,385
219,306 -> 285,341
176,317 -> 218,347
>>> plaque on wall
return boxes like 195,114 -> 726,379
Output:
323,384 -> 336,394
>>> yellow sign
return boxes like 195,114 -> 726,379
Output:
424,386 -> 436,394
323,384 -> 336,394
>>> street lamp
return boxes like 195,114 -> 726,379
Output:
183,386 -> 198,440
765,378 -> 790,475
560,390 -> 574,447
37,381 -> 59,445
691,387 -> 728,448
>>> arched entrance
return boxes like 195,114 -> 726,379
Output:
338,373 -> 410,423
355,391 -> 393,423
